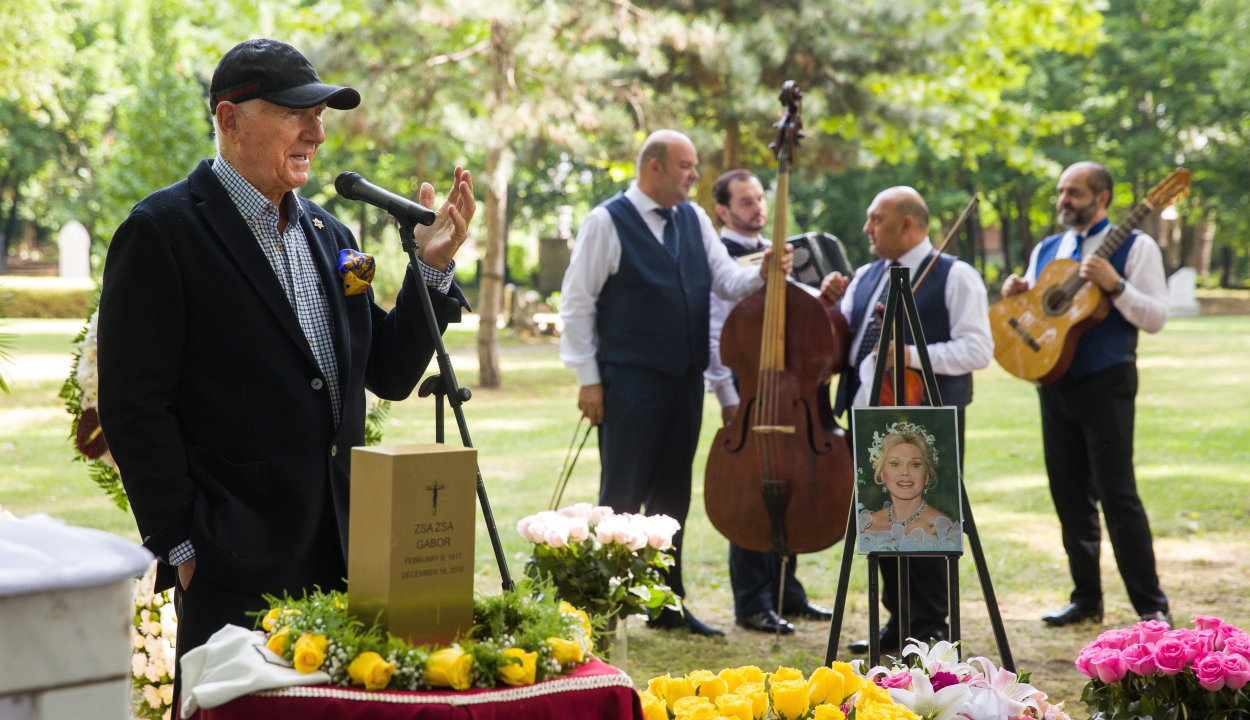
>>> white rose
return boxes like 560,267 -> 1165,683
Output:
132,653 -> 147,677
145,634 -> 163,658
143,684 -> 161,708
540,516 -> 571,548
567,517 -> 589,542
589,505 -> 615,525
159,683 -> 174,706
593,516 -> 621,544
132,630 -> 145,649
146,657 -> 167,683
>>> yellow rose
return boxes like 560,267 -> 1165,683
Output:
692,673 -> 729,701
559,601 -> 594,636
639,690 -> 670,720
856,700 -> 921,720
497,648 -> 537,687
265,627 -> 291,657
649,674 -> 694,710
809,663 -> 863,706
736,683 -> 769,719
347,651 -> 397,691
737,666 -> 766,685
714,692 -> 753,720
814,705 -> 848,720
292,633 -> 328,674
673,695 -> 718,720
772,667 -> 805,683
770,679 -> 810,720
426,647 -> 473,691
546,636 -> 584,666
719,668 -> 747,692
855,682 -> 894,708
261,608 -> 282,632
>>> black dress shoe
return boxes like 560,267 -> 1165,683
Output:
1140,610 -> 1171,628
782,601 -> 834,622
647,608 -> 725,637
1041,603 -> 1103,627
736,611 -> 795,635
684,610 -> 726,637
848,626 -> 900,655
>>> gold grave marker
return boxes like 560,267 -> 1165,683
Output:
348,444 -> 477,647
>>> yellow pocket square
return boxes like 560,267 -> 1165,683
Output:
338,249 -> 375,296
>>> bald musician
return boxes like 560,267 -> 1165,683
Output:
559,131 -> 789,636
821,187 -> 992,653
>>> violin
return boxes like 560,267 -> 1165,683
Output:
875,194 -> 981,407
704,82 -> 856,556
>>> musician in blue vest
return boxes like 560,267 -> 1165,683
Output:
1001,162 -> 1170,628
821,186 -> 993,653
705,169 -> 835,635
559,131 -> 789,636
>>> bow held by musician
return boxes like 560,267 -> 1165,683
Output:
999,161 -> 1171,629
557,130 -> 790,637
820,186 -> 993,654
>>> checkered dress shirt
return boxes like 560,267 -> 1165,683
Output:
165,155 -> 454,568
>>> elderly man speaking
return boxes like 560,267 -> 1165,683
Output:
97,38 -> 474,682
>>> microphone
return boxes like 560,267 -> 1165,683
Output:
335,171 -> 436,226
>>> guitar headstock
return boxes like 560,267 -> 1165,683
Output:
1144,169 -> 1192,209
769,81 -> 805,169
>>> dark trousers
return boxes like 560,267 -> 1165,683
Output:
876,406 -> 965,639
597,362 -> 704,599
729,544 -> 807,618
172,498 -> 347,706
1038,362 -> 1167,614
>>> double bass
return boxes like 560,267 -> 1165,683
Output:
704,82 -> 856,559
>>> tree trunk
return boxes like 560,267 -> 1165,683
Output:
998,199 -> 1012,273
1014,188 -> 1033,266
477,143 -> 512,388
722,121 -> 742,172
0,182 -> 22,276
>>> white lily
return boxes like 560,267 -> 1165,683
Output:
961,684 -> 1010,720
902,638 -> 974,676
889,669 -> 970,720
965,657 -> 1042,717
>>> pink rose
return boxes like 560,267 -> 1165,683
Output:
1195,653 -> 1228,691
1086,648 -> 1128,684
567,517 -> 589,542
1095,629 -> 1137,651
1221,653 -> 1250,690
1135,620 -> 1170,645
644,514 -> 681,550
1223,635 -> 1250,661
541,519 -> 570,548
1153,639 -> 1190,675
1076,647 -> 1097,678
1195,616 -> 1224,632
1122,644 -> 1158,676
1183,634 -> 1214,661
593,516 -> 619,544
558,502 -> 594,521
589,506 -> 615,525
878,672 -> 912,689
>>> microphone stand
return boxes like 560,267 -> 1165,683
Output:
397,217 -> 514,593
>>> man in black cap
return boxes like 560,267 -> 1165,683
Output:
97,39 -> 474,686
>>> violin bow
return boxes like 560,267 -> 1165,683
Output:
912,193 -> 981,292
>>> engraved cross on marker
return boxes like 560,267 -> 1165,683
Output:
427,481 -> 446,516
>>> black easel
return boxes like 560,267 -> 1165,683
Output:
824,265 -> 1011,670
396,217 -> 514,593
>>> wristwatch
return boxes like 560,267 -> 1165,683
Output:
1109,278 -> 1126,299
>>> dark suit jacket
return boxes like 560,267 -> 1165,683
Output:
98,159 -> 467,594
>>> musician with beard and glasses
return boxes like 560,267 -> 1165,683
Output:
705,169 -> 833,635
1001,161 -> 1171,629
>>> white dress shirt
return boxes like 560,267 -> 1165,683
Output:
706,229 -> 769,408
839,239 -> 994,408
1023,224 -> 1168,333
559,184 -> 766,386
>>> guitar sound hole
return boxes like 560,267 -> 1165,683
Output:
1042,286 -> 1071,316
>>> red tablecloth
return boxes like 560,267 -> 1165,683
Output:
192,658 -> 643,720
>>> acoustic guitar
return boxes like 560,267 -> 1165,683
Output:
990,169 -> 1190,385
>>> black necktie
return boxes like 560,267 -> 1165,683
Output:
654,207 -> 681,259
854,262 -> 901,367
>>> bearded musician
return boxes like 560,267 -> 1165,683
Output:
704,169 -> 834,635
1000,162 -> 1170,629
820,186 -> 993,653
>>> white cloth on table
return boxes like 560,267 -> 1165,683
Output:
839,239 -> 993,408
558,183 -> 765,387
0,513 -> 152,596
179,624 -> 330,719
1022,224 -> 1168,333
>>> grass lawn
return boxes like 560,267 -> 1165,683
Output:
2,315 -> 1249,707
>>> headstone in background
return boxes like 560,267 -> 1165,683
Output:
348,444 -> 478,648
539,237 -> 571,296
57,222 -> 91,279
0,515 -> 153,720
1167,267 -> 1200,317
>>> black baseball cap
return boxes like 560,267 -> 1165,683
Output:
210,39 -> 360,113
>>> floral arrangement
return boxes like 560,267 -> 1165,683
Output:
642,640 -> 1066,720
1077,616 -> 1250,719
257,579 -> 593,691
131,564 -> 178,720
517,502 -> 681,622
59,304 -> 128,510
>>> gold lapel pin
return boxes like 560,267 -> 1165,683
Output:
312,218 -> 325,229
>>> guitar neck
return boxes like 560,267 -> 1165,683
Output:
1092,201 -> 1152,260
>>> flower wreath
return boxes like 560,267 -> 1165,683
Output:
858,421 -> 939,486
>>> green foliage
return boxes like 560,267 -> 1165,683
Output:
524,536 -> 679,622
364,398 -> 392,446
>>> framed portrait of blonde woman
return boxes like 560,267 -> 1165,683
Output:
851,406 -> 964,554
